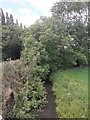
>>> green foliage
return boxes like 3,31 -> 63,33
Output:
0,9 -> 23,61
2,59 -> 47,118
14,80 -> 47,118
2,60 -> 22,91
38,18 -> 74,69
2,25 -> 22,60
50,2 -> 88,69
51,2 -> 88,24
50,68 -> 88,118
21,31 -> 50,80
2,27 -> 49,118
20,2 -> 88,71
7,29 -> 49,118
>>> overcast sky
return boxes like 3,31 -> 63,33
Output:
0,0 -> 60,26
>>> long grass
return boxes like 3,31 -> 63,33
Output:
50,67 -> 88,118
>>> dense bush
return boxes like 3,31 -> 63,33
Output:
2,60 -> 47,118
2,25 -> 49,118
14,79 -> 47,118
21,31 -> 50,80
29,17 -> 88,71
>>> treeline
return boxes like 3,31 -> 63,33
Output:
0,8 -> 23,60
0,8 -> 22,27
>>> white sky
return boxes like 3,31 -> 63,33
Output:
0,0 -> 60,26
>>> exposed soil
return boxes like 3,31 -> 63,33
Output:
37,80 -> 58,119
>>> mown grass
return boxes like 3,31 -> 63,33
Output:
50,67 -> 88,118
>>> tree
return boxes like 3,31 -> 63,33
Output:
51,2 -> 88,25
50,2 -> 88,67
2,25 -> 22,60
39,18 -> 75,69
9,14 -> 14,25
6,12 -> 9,25
20,23 -> 23,28
15,19 -> 19,26
0,8 -> 5,25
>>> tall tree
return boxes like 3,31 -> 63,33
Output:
15,19 -> 19,26
9,14 -> 14,25
20,23 -> 22,28
0,8 -> 5,25
51,2 -> 88,25
6,12 -> 9,25
50,2 -> 88,66
2,25 -> 22,60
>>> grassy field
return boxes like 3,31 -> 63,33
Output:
50,67 -> 88,118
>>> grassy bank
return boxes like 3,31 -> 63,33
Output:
50,67 -> 88,118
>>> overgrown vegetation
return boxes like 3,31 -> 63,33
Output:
0,1 -> 89,119
50,68 -> 88,118
2,25 -> 22,60
0,8 -> 23,60
2,60 -> 47,118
